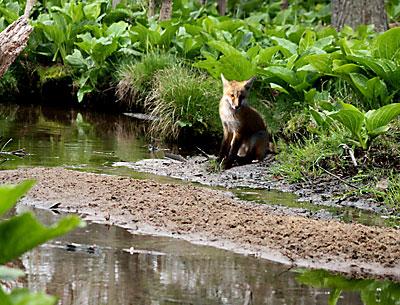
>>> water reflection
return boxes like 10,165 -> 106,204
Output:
0,104 -> 152,169
20,208 -> 373,305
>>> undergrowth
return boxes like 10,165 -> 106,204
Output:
270,130 -> 349,183
147,66 -> 221,140
115,53 -> 177,109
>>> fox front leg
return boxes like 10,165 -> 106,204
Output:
222,133 -> 242,169
219,129 -> 232,161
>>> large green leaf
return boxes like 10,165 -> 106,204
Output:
271,36 -> 298,57
256,46 -> 280,65
207,40 -> 243,57
298,29 -> 316,54
303,53 -> 332,74
0,213 -> 82,264
349,73 -> 369,97
219,54 -> 255,81
83,2 -> 102,20
373,27 -> 400,63
365,103 -> 400,136
329,106 -> 364,139
264,66 -> 299,86
0,180 -> 35,216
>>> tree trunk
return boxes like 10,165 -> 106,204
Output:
0,0 -> 35,78
332,0 -> 388,32
217,0 -> 227,16
159,0 -> 173,21
148,0 -> 156,17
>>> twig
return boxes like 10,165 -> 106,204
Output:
339,144 -> 358,167
196,146 -> 213,159
315,156 -> 359,189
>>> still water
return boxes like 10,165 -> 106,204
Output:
21,208 -> 400,305
2,104 -> 399,304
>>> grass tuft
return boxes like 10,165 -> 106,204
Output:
271,131 -> 347,182
147,65 -> 221,140
115,53 -> 176,110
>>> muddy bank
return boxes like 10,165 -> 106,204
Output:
1,167 -> 399,281
114,156 -> 389,214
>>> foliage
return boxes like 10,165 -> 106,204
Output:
270,131 -> 347,182
312,102 -> 400,150
296,269 -> 400,305
147,65 -> 221,140
115,52 -> 177,109
0,180 -> 83,304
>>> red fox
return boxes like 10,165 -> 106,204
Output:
219,74 -> 270,169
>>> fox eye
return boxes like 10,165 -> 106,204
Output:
230,94 -> 235,98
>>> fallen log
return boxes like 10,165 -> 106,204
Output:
0,0 -> 36,78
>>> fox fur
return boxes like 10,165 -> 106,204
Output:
219,74 -> 270,169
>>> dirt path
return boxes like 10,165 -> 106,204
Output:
1,167 -> 399,281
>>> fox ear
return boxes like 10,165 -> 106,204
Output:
221,73 -> 229,87
244,76 -> 256,90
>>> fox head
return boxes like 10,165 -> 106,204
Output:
221,74 -> 255,111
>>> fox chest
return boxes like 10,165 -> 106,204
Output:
219,105 -> 241,132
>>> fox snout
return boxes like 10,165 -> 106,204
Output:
226,95 -> 241,110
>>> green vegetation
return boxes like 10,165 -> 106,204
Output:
0,180 -> 82,304
296,269 -> 400,305
116,53 -> 177,109
0,0 -> 399,210
147,65 -> 221,140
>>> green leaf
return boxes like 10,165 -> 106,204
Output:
256,46 -> 280,65
365,103 -> 400,136
373,27 -> 400,63
264,66 -> 299,86
219,54 -> 255,81
65,49 -> 88,68
329,105 -> 364,140
303,54 -> 332,74
299,29 -> 316,54
0,287 -> 57,305
83,2 -> 102,20
349,73 -> 369,97
207,40 -> 243,57
271,36 -> 298,57
328,288 -> 342,305
0,266 -> 25,281
0,213 -> 82,264
106,21 -> 129,38
0,180 -> 35,216
332,62 -> 361,74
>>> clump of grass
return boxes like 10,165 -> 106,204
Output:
147,65 -> 221,140
115,53 -> 176,109
383,172 -> 400,211
271,131 -> 347,182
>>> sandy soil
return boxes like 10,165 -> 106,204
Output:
1,167 -> 399,281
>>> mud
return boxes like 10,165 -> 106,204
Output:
114,156 -> 390,214
1,167 -> 399,281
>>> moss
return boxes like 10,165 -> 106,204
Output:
36,65 -> 71,85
